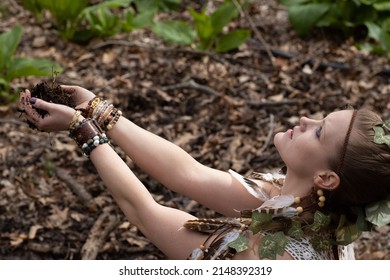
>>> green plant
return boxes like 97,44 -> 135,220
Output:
0,26 -> 63,104
278,0 -> 390,58
79,0 -> 133,41
22,0 -> 181,42
22,0 -> 89,40
152,1 -> 251,53
133,0 -> 181,13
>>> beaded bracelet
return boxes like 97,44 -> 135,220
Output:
84,97 -> 101,118
69,118 -> 110,156
84,97 -> 122,131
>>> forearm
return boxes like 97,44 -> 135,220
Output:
89,143 -> 154,226
89,143 -> 209,259
107,116 -> 203,193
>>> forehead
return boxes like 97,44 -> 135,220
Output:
326,110 -> 353,125
324,110 -> 354,142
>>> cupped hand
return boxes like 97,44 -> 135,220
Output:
61,85 -> 96,110
19,89 -> 76,132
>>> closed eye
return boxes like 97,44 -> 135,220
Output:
316,126 -> 322,139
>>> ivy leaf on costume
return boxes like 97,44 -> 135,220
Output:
249,211 -> 272,234
287,221 -> 304,239
258,232 -> 288,259
365,199 -> 390,227
335,224 -> 360,245
310,234 -> 333,252
335,215 -> 360,245
228,234 -> 249,253
356,208 -> 372,232
309,211 -> 331,232
373,126 -> 390,146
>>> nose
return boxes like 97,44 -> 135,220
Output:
299,116 -> 318,131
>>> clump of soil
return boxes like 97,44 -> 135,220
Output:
30,81 -> 76,117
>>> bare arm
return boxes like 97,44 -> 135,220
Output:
89,143 -> 210,259
107,116 -> 263,216
59,85 -> 266,216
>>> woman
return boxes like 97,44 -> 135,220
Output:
19,85 -> 390,260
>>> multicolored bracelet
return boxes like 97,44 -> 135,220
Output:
83,97 -> 122,132
69,118 -> 110,156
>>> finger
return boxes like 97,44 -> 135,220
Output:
29,97 -> 52,111
24,107 -> 42,129
19,90 -> 29,106
60,85 -> 78,93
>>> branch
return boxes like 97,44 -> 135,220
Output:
81,206 -> 119,260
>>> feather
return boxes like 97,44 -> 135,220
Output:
229,169 -> 270,201
209,230 -> 240,260
257,195 -> 298,218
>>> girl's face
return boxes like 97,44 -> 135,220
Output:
274,110 -> 354,178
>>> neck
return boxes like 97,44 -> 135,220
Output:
281,170 -> 313,198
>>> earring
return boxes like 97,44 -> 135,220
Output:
317,189 -> 326,207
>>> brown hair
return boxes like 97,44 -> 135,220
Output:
326,109 -> 390,217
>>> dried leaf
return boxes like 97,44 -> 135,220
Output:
28,224 -> 43,239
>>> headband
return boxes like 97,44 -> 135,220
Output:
336,110 -> 357,174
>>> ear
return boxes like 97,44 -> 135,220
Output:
313,170 -> 340,191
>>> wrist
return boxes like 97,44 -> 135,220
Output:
69,118 -> 109,156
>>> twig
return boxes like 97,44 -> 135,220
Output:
159,79 -> 222,97
247,99 -> 299,108
232,0 -> 275,66
90,40 -> 228,65
81,206 -> 119,260
259,114 -> 275,154
56,168 -> 96,211
0,118 -> 26,125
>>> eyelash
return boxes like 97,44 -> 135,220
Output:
316,126 -> 322,138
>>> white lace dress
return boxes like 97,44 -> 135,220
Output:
229,169 -> 355,260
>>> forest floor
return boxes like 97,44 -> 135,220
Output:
1,0 -> 390,260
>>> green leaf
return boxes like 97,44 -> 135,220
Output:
210,2 -> 239,37
379,27 -> 390,53
228,234 -> 249,253
22,0 -> 44,17
287,221 -> 304,239
158,0 -> 181,11
287,3 -> 331,36
309,211 -> 331,232
310,234 -> 333,251
40,0 -> 88,27
189,8 -> 214,50
356,207 -> 372,232
0,25 -> 23,72
133,10 -> 155,29
133,0 -> 159,13
216,29 -> 250,53
278,0 -> 309,7
365,199 -> 390,227
365,22 -> 382,41
335,224 -> 360,245
374,2 -> 390,11
258,232 -> 288,259
249,211 -> 272,234
6,57 -> 63,80
373,126 -> 390,146
152,20 -> 196,45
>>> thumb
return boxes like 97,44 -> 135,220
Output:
29,97 -> 52,110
